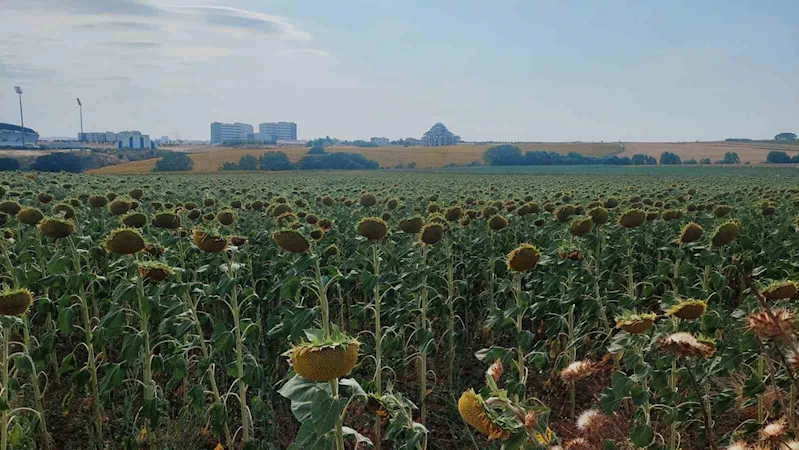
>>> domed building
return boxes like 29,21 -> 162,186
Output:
421,123 -> 461,147
0,123 -> 39,148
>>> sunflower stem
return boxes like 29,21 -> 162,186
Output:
223,250 -> 249,445
372,243 -> 383,450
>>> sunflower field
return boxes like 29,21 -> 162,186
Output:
1,168 -> 799,450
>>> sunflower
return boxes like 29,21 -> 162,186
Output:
711,221 -> 740,247
762,280 -> 798,301
17,208 -> 44,226
678,222 -> 703,244
0,287 -> 34,316
39,217 -> 75,239
658,332 -> 715,358
576,409 -> 606,434
193,229 -> 228,253
488,215 -> 508,231
665,299 -> 707,320
216,210 -> 236,226
357,217 -> 388,241
286,336 -> 360,382
359,193 -> 377,207
618,209 -> 646,228
444,206 -> 463,222
0,201 -> 21,216
37,192 -> 53,204
569,217 -> 593,237
108,198 -> 131,216
746,308 -> 794,341
122,212 -> 147,229
137,261 -> 172,282
615,313 -> 657,334
419,223 -> 444,246
105,228 -> 146,255
457,389 -> 512,440
507,244 -> 540,272
560,360 -> 597,383
272,229 -> 310,253
152,212 -> 181,230
588,207 -> 608,225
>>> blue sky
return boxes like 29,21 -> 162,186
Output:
1,0 -> 796,141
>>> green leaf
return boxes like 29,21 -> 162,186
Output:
631,424 -> 654,447
342,426 -> 372,447
340,378 -> 367,401
100,363 -> 123,394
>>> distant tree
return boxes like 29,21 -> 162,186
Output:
259,151 -> 296,171
307,136 -> 337,147
308,146 -> 326,155
699,158 -> 711,165
220,162 -> 239,170
238,154 -> 258,170
394,162 -> 405,169
0,157 -> 20,171
719,152 -> 740,164
351,140 -> 377,148
483,145 -> 523,166
407,162 -> 417,169
32,152 -> 85,173
766,151 -> 791,163
154,152 -> 193,172
684,159 -> 698,165
792,154 -> 799,163
297,152 -> 379,170
659,152 -> 682,165
775,132 -> 797,141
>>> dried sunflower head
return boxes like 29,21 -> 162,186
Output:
569,217 -> 593,237
746,308 -> 794,341
488,215 -> 508,231
39,217 -> 74,239
560,360 -> 597,383
357,217 -> 388,241
457,389 -> 513,441
507,244 -> 540,272
105,228 -> 146,255
419,223 -> 444,246
272,229 -> 310,254
678,222 -> 703,244
0,287 -> 34,316
615,312 -> 657,334
762,280 -> 798,301
618,209 -> 646,228
711,221 -> 740,247
658,332 -> 715,358
665,299 -> 707,320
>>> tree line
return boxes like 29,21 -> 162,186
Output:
219,149 -> 379,172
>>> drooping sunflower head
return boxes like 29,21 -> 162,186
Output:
658,332 -> 715,358
457,389 -> 513,441
357,217 -> 388,241
444,206 -> 463,222
193,229 -> 228,253
588,207 -> 608,225
762,280 -> 798,301
560,360 -> 597,383
0,287 -> 34,316
569,217 -> 593,237
137,261 -> 172,282
216,209 -> 236,226
713,205 -> 732,218
39,217 -> 75,239
746,308 -> 794,341
228,235 -> 248,247
359,193 -> 377,207
276,212 -> 298,227
488,215 -> 508,231
677,222 -> 703,244
419,222 -> 444,246
615,312 -> 657,334
272,229 -> 311,254
17,207 -> 44,226
152,212 -> 181,230
108,198 -> 131,216
285,331 -> 360,382
37,192 -> 53,204
104,227 -> 146,255
576,409 -> 607,434
554,205 -> 575,223
618,209 -> 646,229
121,212 -> 147,229
0,201 -> 21,216
128,188 -> 144,200
665,299 -> 707,320
711,221 -> 740,247
507,244 -> 540,272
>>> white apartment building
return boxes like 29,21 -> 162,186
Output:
116,131 -> 157,149
210,122 -> 253,144
259,122 -> 297,141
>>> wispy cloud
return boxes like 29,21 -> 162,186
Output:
77,21 -> 160,31
171,6 -> 310,39
108,41 -> 161,49
11,0 -> 161,17
0,58 -> 52,79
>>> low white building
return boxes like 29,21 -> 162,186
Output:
116,131 -> 157,149
79,131 -> 117,142
371,137 -> 389,146
0,123 -> 39,147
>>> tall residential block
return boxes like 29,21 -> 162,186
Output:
258,122 -> 297,141
210,122 -> 254,144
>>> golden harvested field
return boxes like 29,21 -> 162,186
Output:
89,142 -> 622,174
620,141 -> 799,164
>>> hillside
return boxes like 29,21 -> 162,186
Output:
88,142 -> 621,174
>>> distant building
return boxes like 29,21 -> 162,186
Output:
371,137 -> 389,146
0,123 -> 39,147
276,139 -> 308,147
116,131 -> 157,149
79,131 -> 117,142
405,138 -> 421,146
259,122 -> 297,141
421,123 -> 460,147
211,122 -> 254,144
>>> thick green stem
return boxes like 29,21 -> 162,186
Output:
567,305 -> 576,418
419,245 -> 429,427
224,252 -> 249,444
669,359 -> 677,450
23,319 -> 51,448
685,364 -> 717,450
372,244 -> 383,450
447,240 -> 456,388
135,255 -> 155,446
514,275 -> 526,398
314,253 -> 343,450
1,324 -> 8,450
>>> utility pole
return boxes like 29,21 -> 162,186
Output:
14,86 -> 24,147
77,98 -> 84,141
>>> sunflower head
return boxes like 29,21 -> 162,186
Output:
762,280 -> 798,301
216,210 -> 236,226
137,261 -> 172,282
713,205 -> 732,217
37,192 -> 53,204
285,329 -> 360,382
272,229 -> 310,253
488,215 -> 508,231
357,217 -> 388,241
665,299 -> 707,320
569,217 -> 593,237
229,235 -> 248,247
108,198 -> 131,216
746,308 -> 794,341
419,223 -> 444,246
457,389 -> 513,440
618,209 -> 646,228
104,227 -> 146,255
17,207 -> 44,226
444,206 -> 463,222
615,312 -> 657,334
560,360 -> 597,383
128,188 -> 144,200
0,201 -> 21,216
678,222 -> 703,244
711,221 -> 740,247
0,287 -> 34,316
122,212 -> 147,229
39,217 -> 75,239
359,193 -> 377,207
588,207 -> 608,225
658,332 -> 715,358
193,229 -> 228,253
507,244 -> 540,272
152,212 -> 181,230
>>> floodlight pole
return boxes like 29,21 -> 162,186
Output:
77,98 -> 84,141
14,86 -> 25,147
